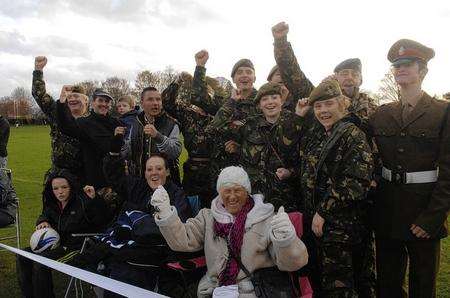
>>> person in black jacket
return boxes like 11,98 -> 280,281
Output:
69,152 -> 192,296
0,115 -> 10,168
56,87 -> 121,189
16,170 -> 110,298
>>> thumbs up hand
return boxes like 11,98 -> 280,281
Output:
270,206 -> 295,240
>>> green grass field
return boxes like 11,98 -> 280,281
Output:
0,125 -> 449,297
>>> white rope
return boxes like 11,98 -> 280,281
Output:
0,243 -> 167,298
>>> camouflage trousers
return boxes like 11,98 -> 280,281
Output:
302,224 -> 376,298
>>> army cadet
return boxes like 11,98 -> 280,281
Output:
162,68 -> 216,208
237,82 -> 303,211
272,22 -> 377,125
369,39 -> 449,298
298,80 -> 375,297
266,65 -> 294,111
195,52 -> 259,181
32,56 -> 87,183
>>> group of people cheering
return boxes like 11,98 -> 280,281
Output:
13,21 -> 449,298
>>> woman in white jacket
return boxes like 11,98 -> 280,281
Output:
151,166 -> 308,297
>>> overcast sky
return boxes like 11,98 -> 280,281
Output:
1,0 -> 449,98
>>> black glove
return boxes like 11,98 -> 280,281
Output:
110,134 -> 124,154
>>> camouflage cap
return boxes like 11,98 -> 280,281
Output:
231,58 -> 254,78
92,88 -> 113,101
254,82 -> 283,104
388,39 -> 435,66
334,58 -> 362,73
71,85 -> 87,96
266,65 -> 279,82
308,79 -> 342,105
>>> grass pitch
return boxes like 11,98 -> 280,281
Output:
0,125 -> 449,296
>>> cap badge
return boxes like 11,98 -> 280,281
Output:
399,46 -> 406,56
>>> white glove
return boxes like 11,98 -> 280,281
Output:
150,185 -> 171,219
270,206 -> 295,240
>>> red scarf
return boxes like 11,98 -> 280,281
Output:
213,197 -> 254,286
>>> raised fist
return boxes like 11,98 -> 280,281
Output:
35,56 -> 47,71
195,50 -> 209,67
59,85 -> 73,103
272,22 -> 289,39
295,98 -> 311,117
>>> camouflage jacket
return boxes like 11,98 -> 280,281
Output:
32,70 -> 83,175
274,37 -> 378,126
190,66 -> 226,116
162,81 -> 213,158
238,110 -> 304,211
273,36 -> 315,102
299,114 -> 374,243
205,89 -> 259,170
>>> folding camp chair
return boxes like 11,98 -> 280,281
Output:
0,168 -> 21,249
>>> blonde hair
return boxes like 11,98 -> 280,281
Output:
117,95 -> 136,109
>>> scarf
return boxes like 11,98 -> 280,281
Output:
213,197 -> 254,286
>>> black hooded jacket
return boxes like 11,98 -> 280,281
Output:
56,101 -> 122,188
37,170 -> 112,249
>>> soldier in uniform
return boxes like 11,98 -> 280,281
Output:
369,39 -> 449,298
162,67 -> 216,208
298,80 -> 375,297
32,56 -> 87,183
237,82 -> 303,211
266,65 -> 295,111
271,22 -> 377,126
192,50 -> 257,182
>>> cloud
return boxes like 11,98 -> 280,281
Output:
0,0 -> 221,27
0,30 -> 91,58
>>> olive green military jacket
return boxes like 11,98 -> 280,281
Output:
273,36 -> 378,127
32,70 -> 83,177
300,115 -> 373,244
238,110 -> 304,211
369,92 -> 450,239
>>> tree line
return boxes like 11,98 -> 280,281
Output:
1,68 -> 448,124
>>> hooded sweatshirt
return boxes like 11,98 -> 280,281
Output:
37,169 -> 111,249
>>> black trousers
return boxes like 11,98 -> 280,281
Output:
16,246 -> 77,298
376,237 -> 440,298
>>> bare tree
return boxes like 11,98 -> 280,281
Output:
133,66 -> 180,98
376,71 -> 400,104
75,80 -> 101,99
101,77 -> 132,102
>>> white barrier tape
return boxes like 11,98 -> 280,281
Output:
0,243 -> 167,298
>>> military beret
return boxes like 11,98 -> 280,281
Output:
71,85 -> 87,96
388,39 -> 435,66
92,88 -> 114,101
308,79 -> 342,105
266,65 -> 279,82
231,58 -> 254,78
334,58 -> 362,73
254,82 -> 282,104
